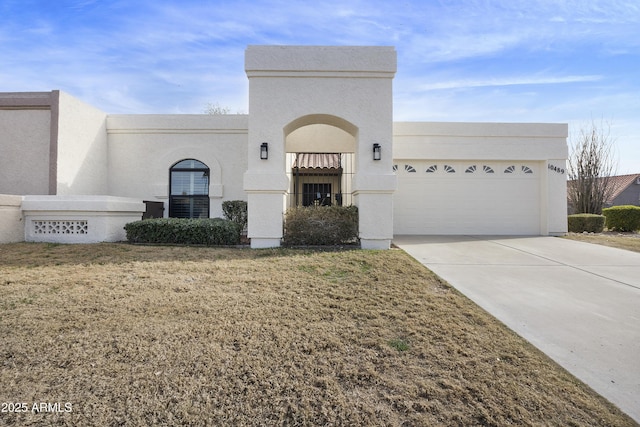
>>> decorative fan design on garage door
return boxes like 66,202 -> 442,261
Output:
465,165 -> 477,173
483,165 -> 494,173
503,165 -> 535,174
425,165 -> 438,173
444,165 -> 455,173
404,164 -> 416,173
393,164 -> 398,172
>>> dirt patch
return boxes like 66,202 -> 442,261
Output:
0,243 -> 636,426
564,232 -> 640,253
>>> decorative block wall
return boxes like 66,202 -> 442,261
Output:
22,196 -> 145,243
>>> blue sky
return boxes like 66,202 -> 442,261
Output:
2,0 -> 639,173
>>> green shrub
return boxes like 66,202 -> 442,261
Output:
602,205 -> 640,232
222,200 -> 248,233
284,205 -> 358,246
124,218 -> 241,245
567,214 -> 605,233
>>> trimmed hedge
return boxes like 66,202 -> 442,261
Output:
124,218 -> 241,245
222,200 -> 248,233
602,205 -> 640,232
567,214 -> 605,233
284,205 -> 358,246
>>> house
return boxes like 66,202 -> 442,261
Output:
567,173 -> 640,214
0,45 -> 569,248
606,174 -> 640,208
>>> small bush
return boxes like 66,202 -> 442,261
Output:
567,214 -> 605,233
602,205 -> 640,232
124,218 -> 241,245
284,205 -> 358,246
222,200 -> 248,233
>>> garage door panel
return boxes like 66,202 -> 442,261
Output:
394,161 -> 541,235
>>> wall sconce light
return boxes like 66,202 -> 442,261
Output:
373,143 -> 381,161
260,142 -> 268,160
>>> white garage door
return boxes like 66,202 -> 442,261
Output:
393,161 -> 541,235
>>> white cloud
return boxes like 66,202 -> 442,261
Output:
416,75 -> 603,91
406,32 -> 529,63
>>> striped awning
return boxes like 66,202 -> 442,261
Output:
293,153 -> 341,169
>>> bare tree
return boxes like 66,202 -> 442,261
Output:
204,102 -> 231,115
567,119 -> 618,214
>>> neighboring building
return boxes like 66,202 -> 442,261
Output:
567,174 -> 640,214
0,45 -> 569,247
606,174 -> 640,207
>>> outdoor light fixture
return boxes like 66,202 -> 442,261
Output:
373,143 -> 381,161
260,142 -> 268,160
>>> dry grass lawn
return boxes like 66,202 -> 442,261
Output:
0,243 -> 637,426
564,232 -> 640,253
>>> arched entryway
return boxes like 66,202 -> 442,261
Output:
244,45 -> 397,249
284,115 -> 357,209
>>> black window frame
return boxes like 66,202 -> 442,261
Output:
169,159 -> 210,219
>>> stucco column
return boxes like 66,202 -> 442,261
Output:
353,173 -> 397,249
244,171 -> 288,248
545,159 -> 569,235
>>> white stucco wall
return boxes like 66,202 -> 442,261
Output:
107,114 -> 248,218
245,46 -> 396,175
393,122 -> 568,160
56,91 -> 108,195
0,109 -> 51,195
0,195 -> 24,243
286,124 -> 355,153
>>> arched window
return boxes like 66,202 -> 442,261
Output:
169,159 -> 210,218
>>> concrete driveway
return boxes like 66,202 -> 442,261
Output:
393,235 -> 640,423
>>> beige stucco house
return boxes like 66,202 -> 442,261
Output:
0,45 -> 568,248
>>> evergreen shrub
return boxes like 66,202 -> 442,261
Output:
284,205 -> 358,246
222,200 -> 248,233
567,214 -> 605,233
602,205 -> 640,232
124,218 -> 241,245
